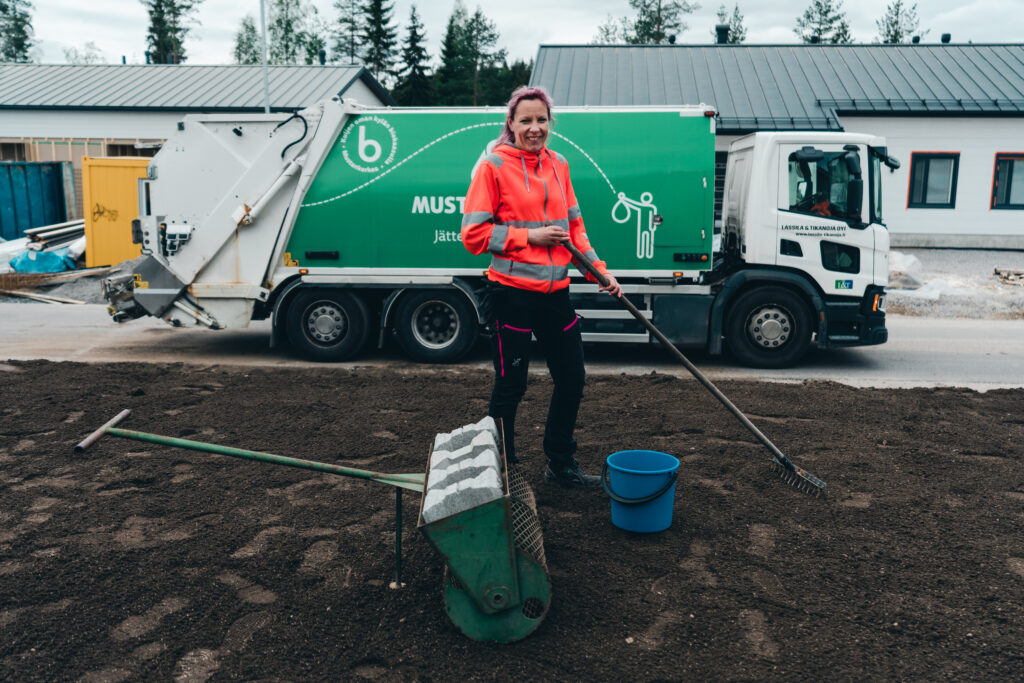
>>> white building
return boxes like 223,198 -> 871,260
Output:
532,43 -> 1024,248
0,64 -> 393,216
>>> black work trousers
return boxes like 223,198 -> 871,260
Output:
484,283 -> 585,466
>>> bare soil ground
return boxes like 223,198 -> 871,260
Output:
1,360 -> 1022,681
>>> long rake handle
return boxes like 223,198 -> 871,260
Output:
564,242 -> 817,482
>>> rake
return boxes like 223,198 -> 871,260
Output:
565,242 -> 826,497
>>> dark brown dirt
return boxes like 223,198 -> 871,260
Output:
1,360 -> 1022,681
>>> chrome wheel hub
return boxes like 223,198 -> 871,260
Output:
746,305 -> 791,349
411,300 -> 459,349
305,303 -> 348,344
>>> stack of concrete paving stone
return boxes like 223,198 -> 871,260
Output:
421,417 -> 504,524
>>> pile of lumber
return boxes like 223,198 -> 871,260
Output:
25,219 -> 85,252
0,266 -> 113,304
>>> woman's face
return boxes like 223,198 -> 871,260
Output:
509,98 -> 549,153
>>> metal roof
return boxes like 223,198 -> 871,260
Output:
531,44 -> 1024,133
0,64 -> 394,112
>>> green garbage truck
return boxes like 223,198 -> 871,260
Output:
103,99 -> 897,368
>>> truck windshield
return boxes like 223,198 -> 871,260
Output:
868,146 -> 885,226
787,150 -> 855,221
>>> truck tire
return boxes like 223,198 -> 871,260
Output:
286,289 -> 369,362
393,290 -> 478,363
726,286 -> 812,368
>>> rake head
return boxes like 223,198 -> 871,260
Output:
770,457 -> 827,497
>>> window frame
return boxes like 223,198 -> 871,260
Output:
991,152 -> 1024,211
906,151 -> 960,209
782,146 -> 860,225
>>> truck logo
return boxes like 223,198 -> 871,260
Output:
412,196 -> 466,214
340,116 -> 398,173
612,191 -> 658,259
835,279 -> 854,290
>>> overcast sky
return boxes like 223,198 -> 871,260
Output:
33,0 -> 1024,66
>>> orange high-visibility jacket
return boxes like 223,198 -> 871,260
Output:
462,143 -> 609,293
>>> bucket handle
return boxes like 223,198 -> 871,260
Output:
602,463 -> 678,506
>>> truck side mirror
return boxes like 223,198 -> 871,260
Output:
847,178 -> 863,224
843,145 -> 862,177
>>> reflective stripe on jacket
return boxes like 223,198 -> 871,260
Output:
461,143 -> 609,293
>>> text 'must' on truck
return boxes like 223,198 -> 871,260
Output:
102,99 -> 899,368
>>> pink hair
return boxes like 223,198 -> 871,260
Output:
496,86 -> 554,146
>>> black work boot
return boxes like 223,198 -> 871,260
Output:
544,458 -> 601,490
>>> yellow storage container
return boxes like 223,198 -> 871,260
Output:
82,157 -> 150,268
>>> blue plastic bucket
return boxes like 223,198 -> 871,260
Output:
603,450 -> 680,533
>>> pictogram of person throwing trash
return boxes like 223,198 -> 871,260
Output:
612,191 -> 658,259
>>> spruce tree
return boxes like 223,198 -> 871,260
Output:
712,3 -> 747,44
434,2 -> 472,106
464,7 -> 505,106
875,0 -> 925,43
141,0 -> 201,64
0,0 -> 35,63
360,0 -> 398,87
232,14 -> 262,64
331,0 -> 361,63
392,6 -> 434,105
794,0 -> 853,44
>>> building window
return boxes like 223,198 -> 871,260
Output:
106,143 -> 158,157
0,142 -> 28,161
908,152 -> 959,209
992,154 -> 1024,210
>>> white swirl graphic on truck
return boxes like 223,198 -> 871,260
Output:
303,123 -> 659,258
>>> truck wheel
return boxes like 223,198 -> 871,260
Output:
286,289 -> 369,362
393,290 -> 478,363
726,286 -> 812,368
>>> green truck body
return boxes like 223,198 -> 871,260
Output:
287,109 -> 714,273
107,100 -> 890,368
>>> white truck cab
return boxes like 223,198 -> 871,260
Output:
713,132 -> 897,364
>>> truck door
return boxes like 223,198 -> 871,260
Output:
776,144 -> 874,297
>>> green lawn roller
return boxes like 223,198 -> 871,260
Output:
76,410 -> 550,643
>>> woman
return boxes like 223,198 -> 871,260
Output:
461,86 -> 621,489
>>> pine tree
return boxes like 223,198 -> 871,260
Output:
712,3 -> 747,44
392,6 -> 434,105
331,0 -> 361,63
0,0 -> 35,63
141,0 -> 201,64
875,0 -> 926,43
232,14 -> 262,64
628,0 -> 697,44
434,2 -> 473,106
794,0 -> 852,44
360,0 -> 398,86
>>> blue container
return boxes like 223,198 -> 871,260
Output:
603,450 -> 680,533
